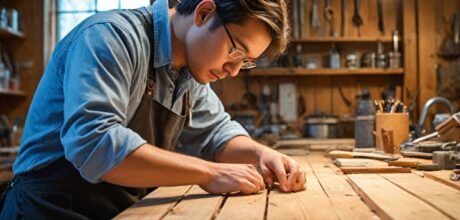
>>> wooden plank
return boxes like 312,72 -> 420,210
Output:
387,157 -> 432,168
267,156 -> 339,220
381,173 -> 460,219
424,171 -> 460,191
304,156 -> 379,220
248,68 -> 404,76
114,186 -> 192,220
327,150 -> 398,161
402,0 -> 418,116
215,191 -> 267,220
273,138 -> 355,149
163,185 -> 224,220
341,167 -> 411,174
348,174 -> 450,220
334,158 -> 388,167
417,0 -> 437,124
314,76 -> 332,114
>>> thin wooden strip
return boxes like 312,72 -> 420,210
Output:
267,156 -> 340,220
304,156 -> 379,220
113,185 -> 192,220
163,185 -> 224,220
340,167 -> 411,174
424,171 -> 460,191
348,174 -> 450,220
381,173 -> 460,219
215,191 -> 267,220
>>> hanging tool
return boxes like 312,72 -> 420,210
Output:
352,0 -> 363,36
341,0 -> 346,36
311,0 -> 320,32
299,0 -> 306,38
377,0 -> 385,36
438,13 -> 460,57
324,0 -> 334,36
292,0 -> 300,39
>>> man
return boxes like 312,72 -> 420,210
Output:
0,0 -> 306,219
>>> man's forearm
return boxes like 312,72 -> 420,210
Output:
102,144 -> 214,187
215,135 -> 267,165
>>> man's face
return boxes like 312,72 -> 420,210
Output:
184,16 -> 272,84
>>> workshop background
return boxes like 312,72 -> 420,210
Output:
0,0 -> 459,188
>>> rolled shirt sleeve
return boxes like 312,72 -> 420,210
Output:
61,23 -> 147,183
179,83 -> 249,161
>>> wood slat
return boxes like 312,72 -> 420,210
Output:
340,167 -> 411,174
381,173 -> 460,219
114,186 -> 192,220
348,174 -> 450,220
424,171 -> 460,191
267,156 -> 339,220
304,156 -> 379,220
215,191 -> 267,220
163,185 -> 224,220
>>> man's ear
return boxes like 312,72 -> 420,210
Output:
194,0 -> 217,26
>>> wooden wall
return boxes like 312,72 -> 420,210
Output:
215,0 -> 410,132
418,0 -> 460,129
0,0 -> 46,122
216,0 -> 460,134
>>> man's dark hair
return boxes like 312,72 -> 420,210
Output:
175,0 -> 290,58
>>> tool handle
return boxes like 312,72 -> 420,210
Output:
377,0 -> 384,35
436,116 -> 459,135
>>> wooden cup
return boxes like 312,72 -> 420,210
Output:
375,113 -> 409,154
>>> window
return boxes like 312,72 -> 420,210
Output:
57,0 -> 151,40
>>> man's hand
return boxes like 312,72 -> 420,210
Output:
199,163 -> 265,194
258,148 -> 306,192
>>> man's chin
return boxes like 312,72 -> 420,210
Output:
190,74 -> 210,85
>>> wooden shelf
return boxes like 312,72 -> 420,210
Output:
0,89 -> 26,97
292,36 -> 393,43
0,27 -> 24,39
248,68 -> 404,76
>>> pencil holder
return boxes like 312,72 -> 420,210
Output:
375,113 -> 409,154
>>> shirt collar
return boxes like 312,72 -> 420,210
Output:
152,0 -> 172,68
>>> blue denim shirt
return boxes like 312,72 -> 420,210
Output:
13,0 -> 248,184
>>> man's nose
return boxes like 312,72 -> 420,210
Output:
224,61 -> 244,77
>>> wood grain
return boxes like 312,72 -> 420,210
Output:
114,186 -> 191,220
424,171 -> 460,191
348,174 -> 449,220
163,185 -> 224,220
381,173 -> 460,219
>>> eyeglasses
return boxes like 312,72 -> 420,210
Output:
222,23 -> 257,69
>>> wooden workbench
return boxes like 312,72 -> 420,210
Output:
114,152 -> 460,220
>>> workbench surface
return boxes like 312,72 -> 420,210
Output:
114,152 -> 460,220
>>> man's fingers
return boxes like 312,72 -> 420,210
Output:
272,161 -> 288,192
286,159 -> 300,191
246,165 -> 264,192
240,180 -> 259,194
292,169 -> 307,191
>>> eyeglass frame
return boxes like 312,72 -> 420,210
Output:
221,23 -> 257,69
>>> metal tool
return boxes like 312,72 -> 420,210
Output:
292,0 -> 300,39
311,0 -> 320,32
450,169 -> 460,181
299,0 -> 306,38
324,0 -> 334,36
433,151 -> 457,170
412,112 -> 460,144
341,0 -> 346,36
352,0 -> 363,36
377,0 -> 384,35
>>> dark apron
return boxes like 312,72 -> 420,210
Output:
0,8 -> 190,220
